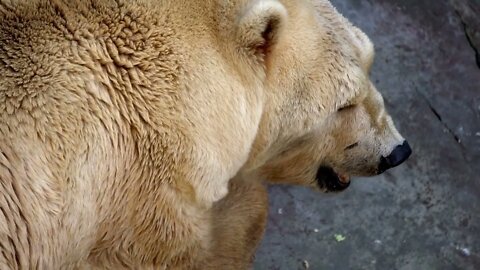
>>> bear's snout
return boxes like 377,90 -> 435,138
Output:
378,141 -> 412,174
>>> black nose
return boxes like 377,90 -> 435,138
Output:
378,141 -> 412,174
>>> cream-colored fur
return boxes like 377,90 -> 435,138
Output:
0,0 -> 406,269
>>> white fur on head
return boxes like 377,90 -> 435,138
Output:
236,0 -> 287,57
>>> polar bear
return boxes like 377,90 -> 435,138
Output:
0,0 -> 411,269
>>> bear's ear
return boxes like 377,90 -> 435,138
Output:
236,0 -> 287,59
350,27 -> 375,71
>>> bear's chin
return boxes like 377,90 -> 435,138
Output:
316,166 -> 351,192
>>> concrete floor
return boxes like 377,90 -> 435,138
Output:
254,0 -> 480,269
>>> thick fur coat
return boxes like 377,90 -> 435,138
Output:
0,0 -> 409,268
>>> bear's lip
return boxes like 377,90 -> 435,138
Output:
337,172 -> 350,184
316,166 -> 351,192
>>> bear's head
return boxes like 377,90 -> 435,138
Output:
227,0 -> 412,192
178,0 -> 411,203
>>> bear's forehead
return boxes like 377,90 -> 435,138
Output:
326,59 -> 369,110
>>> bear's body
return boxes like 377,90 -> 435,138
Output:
0,0 -> 410,268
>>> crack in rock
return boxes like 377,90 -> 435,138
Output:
427,103 -> 462,144
452,1 -> 480,68
457,12 -> 480,68
414,87 -> 465,150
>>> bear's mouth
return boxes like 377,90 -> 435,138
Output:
316,166 -> 350,192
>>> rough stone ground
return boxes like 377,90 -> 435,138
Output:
254,0 -> 480,269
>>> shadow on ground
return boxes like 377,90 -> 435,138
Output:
254,0 -> 480,269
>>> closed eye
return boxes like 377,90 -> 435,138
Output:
345,142 -> 359,150
338,104 -> 356,112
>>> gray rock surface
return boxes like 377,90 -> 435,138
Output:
254,0 -> 480,269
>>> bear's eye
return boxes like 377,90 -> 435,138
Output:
338,104 -> 356,112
